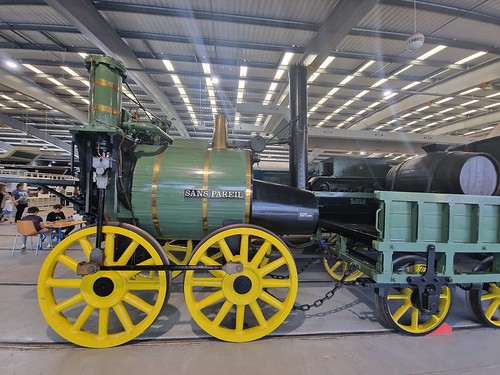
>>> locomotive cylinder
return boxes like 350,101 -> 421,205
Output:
386,151 -> 499,195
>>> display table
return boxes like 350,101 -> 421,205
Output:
45,220 -> 86,243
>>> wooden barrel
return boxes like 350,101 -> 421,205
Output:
386,151 -> 499,195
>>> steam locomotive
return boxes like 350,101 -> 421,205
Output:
37,56 -> 500,348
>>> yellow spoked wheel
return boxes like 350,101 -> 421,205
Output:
466,257 -> 500,328
37,222 -> 170,348
375,255 -> 452,335
323,235 -> 363,282
184,224 -> 298,342
163,240 -> 194,279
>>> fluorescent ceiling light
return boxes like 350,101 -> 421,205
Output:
435,97 -> 453,104
455,51 -> 487,65
486,92 -> 500,98
327,87 -> 339,96
343,100 -> 354,107
269,82 -> 278,91
202,63 -> 211,74
406,120 -> 418,126
462,109 -> 477,115
355,90 -> 369,98
374,125 -> 384,130
339,75 -> 354,85
393,65 -> 413,76
416,45 -> 447,61
308,72 -> 320,82
162,60 -> 174,72
317,121 -> 325,127
280,52 -> 294,66
439,107 -> 454,113
171,75 -> 181,84
464,130 -> 476,135
317,97 -> 327,105
461,99 -> 478,106
239,66 -> 247,77
303,54 -> 317,66
319,56 -> 335,69
23,64 -> 43,74
442,116 -> 456,121
402,81 -> 420,90
484,102 -> 500,109
482,126 -> 494,131
368,101 -> 380,108
371,78 -> 387,88
61,66 -> 79,77
78,52 -> 88,59
47,77 -> 63,86
333,108 -> 343,113
356,60 -> 374,73
17,102 -> 30,108
416,106 -> 429,111
385,93 -> 398,99
274,69 -> 285,80
356,109 -> 367,115
66,89 -> 79,96
459,87 -> 481,95
1,94 -> 14,100
238,80 -> 245,89
310,106 -> 318,112
425,122 -> 437,127
81,98 -> 89,104
400,113 -> 412,118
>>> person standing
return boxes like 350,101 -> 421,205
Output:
12,183 -> 29,222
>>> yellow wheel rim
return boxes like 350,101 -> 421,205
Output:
37,223 -> 169,348
323,257 -> 363,282
376,256 -> 452,335
469,283 -> 500,328
322,235 -> 363,282
184,224 -> 298,342
163,240 -> 194,279
382,286 -> 451,334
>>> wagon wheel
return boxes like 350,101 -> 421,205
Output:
163,240 -> 194,279
466,256 -> 500,328
375,255 -> 452,335
184,224 -> 298,342
323,235 -> 363,282
38,222 -> 170,348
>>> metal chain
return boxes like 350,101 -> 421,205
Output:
293,264 -> 355,311
270,255 -> 319,279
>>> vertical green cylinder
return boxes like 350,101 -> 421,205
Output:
85,55 -> 127,129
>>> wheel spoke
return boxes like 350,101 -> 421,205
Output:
190,277 -> 223,288
198,255 -> 226,278
103,232 -> 116,266
46,278 -> 82,289
196,290 -> 225,310
258,257 -> 286,276
212,300 -> 233,327
123,292 -> 154,314
387,293 -> 409,301
391,300 -> 412,322
249,301 -> 268,328
128,277 -> 162,291
250,240 -> 271,267
54,293 -> 84,313
259,290 -> 284,311
484,300 -> 500,320
481,293 -> 498,301
56,254 -> 80,273
117,240 -> 140,265
239,234 -> 249,263
113,302 -> 134,333
217,239 -> 234,262
77,237 -> 94,258
71,304 -> 95,332
410,307 -> 419,330
235,304 -> 245,333
98,307 -> 110,338
262,278 -> 292,288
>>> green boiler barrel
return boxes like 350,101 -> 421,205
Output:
131,140 -> 251,240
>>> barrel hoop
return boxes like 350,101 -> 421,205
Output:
202,150 -> 210,234
93,78 -> 122,93
151,150 -> 165,238
91,104 -> 121,116
245,151 -> 251,223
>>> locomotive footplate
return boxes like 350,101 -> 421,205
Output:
76,261 -> 244,276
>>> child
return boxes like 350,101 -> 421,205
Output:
20,206 -> 50,250
1,194 -> 14,224
46,203 -> 75,237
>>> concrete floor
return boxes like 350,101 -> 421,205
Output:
0,207 -> 499,374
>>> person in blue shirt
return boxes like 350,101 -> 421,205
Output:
11,183 -> 29,222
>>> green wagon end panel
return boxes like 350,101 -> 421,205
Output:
131,141 -> 251,240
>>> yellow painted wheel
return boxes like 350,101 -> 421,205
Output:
184,224 -> 298,342
163,240 -> 194,279
37,222 -> 170,348
466,257 -> 500,328
375,255 -> 452,335
323,235 -> 363,282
